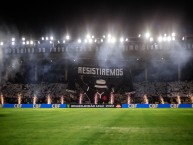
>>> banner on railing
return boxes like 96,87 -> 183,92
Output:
2,104 -> 67,108
1,104 -> 193,108
69,104 -> 122,108
122,104 -> 193,108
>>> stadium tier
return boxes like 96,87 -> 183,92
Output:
0,35 -> 193,106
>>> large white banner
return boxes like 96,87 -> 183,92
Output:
78,67 -> 123,76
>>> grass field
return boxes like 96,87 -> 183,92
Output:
0,108 -> 193,145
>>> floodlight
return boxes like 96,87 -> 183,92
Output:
12,42 -> 15,45
66,35 -> 70,40
94,39 -> 97,42
86,34 -> 91,39
42,37 -> 45,40
101,39 -> 103,42
107,34 -> 111,38
63,40 -> 65,43
171,33 -> 176,37
50,41 -> 52,44
182,37 -> 185,40
92,35 -> 94,38
138,34 -> 141,37
172,37 -> 175,41
111,37 -> 116,43
38,41 -> 40,44
103,35 -> 106,38
58,41 -> 60,44
0,42 -> 3,45
120,37 -> 124,43
125,38 -> 128,41
22,42 -> 25,45
145,32 -> 150,38
149,37 -> 153,42
22,37 -> 25,41
158,36 -> 163,42
26,41 -> 29,45
50,36 -> 53,40
30,40 -> 33,45
12,38 -> 15,41
78,39 -> 81,43
46,37 -> 49,40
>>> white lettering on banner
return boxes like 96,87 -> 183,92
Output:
78,67 -> 123,76
110,69 -> 115,75
128,104 -> 137,108
106,105 -> 114,108
14,104 -> 22,108
70,104 -> 115,108
33,104 -> 41,108
52,104 -> 60,108
170,104 -> 179,108
149,104 -> 158,108
78,67 -> 82,74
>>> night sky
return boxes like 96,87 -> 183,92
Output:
0,0 -> 193,38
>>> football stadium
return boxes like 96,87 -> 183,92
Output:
0,32 -> 193,145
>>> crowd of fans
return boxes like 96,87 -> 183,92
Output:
0,81 -> 193,104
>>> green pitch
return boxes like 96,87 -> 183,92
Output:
0,108 -> 193,145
